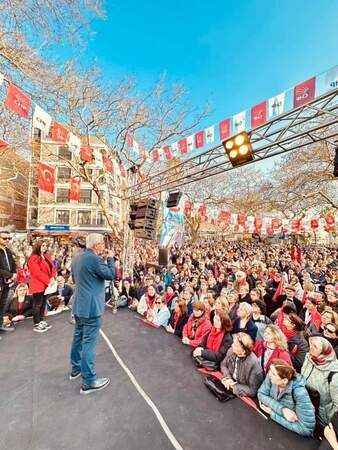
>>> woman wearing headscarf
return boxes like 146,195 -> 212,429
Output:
301,336 -> 338,427
182,301 -> 212,348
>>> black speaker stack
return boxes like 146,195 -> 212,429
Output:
128,198 -> 159,241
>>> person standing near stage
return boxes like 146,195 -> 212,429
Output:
28,240 -> 56,333
70,233 -> 115,395
0,231 -> 16,334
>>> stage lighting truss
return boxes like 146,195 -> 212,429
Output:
127,87 -> 338,199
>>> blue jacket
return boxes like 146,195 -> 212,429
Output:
72,249 -> 115,318
258,374 -> 315,437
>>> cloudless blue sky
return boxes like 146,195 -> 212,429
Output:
81,0 -> 338,128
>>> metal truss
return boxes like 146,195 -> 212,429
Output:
128,88 -> 338,199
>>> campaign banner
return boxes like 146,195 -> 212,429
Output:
159,193 -> 185,248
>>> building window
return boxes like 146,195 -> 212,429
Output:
58,145 -> 72,161
79,189 -> 92,204
56,210 -> 70,224
96,212 -> 106,226
58,166 -> 71,181
78,210 -> 91,225
80,167 -> 93,181
56,188 -> 69,203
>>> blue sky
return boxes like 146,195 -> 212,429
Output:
81,0 -> 338,128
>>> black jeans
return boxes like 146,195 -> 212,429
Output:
32,292 -> 47,325
0,284 -> 10,327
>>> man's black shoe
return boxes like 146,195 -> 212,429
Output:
80,377 -> 110,395
69,371 -> 81,381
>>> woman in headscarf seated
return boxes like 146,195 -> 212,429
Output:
254,324 -> 292,375
182,301 -> 212,348
134,285 -> 157,316
146,296 -> 170,327
220,332 -> 264,397
192,311 -> 233,369
6,283 -> 33,323
232,302 -> 258,342
301,336 -> 338,428
165,297 -> 189,337
258,359 -> 315,437
163,285 -> 178,311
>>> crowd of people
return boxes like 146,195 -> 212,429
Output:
0,229 -> 337,447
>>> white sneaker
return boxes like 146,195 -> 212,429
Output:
40,321 -> 52,330
33,323 -> 48,333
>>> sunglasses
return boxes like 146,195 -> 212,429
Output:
155,302 -> 162,305
324,327 -> 335,334
0,237 -> 11,241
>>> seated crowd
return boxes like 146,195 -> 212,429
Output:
1,231 -> 337,445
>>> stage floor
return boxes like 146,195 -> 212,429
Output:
1,309 -> 318,450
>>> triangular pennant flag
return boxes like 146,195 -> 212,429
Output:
205,126 -> 215,144
268,92 -> 285,118
195,130 -> 205,148
187,135 -> 194,153
233,111 -> 246,134
33,105 -> 52,134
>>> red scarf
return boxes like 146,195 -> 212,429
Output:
146,294 -> 156,309
310,346 -> 334,365
164,292 -> 175,305
187,315 -> 205,339
206,327 -> 225,352
173,311 -> 181,329
276,310 -> 297,340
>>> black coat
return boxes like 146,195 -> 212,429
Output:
287,333 -> 309,372
6,295 -> 34,319
0,247 -> 16,284
201,332 -> 233,363
169,310 -> 189,338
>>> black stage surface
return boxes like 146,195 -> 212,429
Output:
1,309 -> 318,450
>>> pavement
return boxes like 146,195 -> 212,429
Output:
0,308 -> 319,450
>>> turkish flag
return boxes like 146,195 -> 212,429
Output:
51,122 -> 70,143
5,84 -> 31,118
291,219 -> 301,232
271,218 -> 281,229
178,139 -> 188,154
0,139 -> 9,151
163,146 -> 173,160
219,119 -> 231,141
195,131 -> 205,148
310,218 -> 319,230
69,177 -> 81,201
294,77 -> 316,108
37,162 -> 55,193
251,101 -> 267,128
184,200 -> 192,215
152,148 -> 160,161
325,213 -> 335,225
103,156 -> 113,173
198,203 -> 207,217
254,217 -> 262,231
237,212 -> 247,226
80,146 -> 93,163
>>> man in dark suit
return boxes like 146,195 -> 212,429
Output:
0,231 -> 16,333
70,233 -> 115,395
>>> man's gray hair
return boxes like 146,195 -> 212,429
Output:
86,233 -> 104,249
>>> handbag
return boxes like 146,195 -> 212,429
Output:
194,356 -> 220,372
204,376 -> 236,402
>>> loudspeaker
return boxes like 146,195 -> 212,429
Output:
166,191 -> 182,208
158,247 -> 169,267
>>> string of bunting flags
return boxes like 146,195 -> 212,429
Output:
184,202 -> 336,235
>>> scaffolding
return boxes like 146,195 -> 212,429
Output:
127,87 -> 338,199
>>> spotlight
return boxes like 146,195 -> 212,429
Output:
222,131 -> 253,167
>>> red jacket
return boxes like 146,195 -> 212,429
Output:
28,253 -> 56,295
253,340 -> 292,373
183,315 -> 212,348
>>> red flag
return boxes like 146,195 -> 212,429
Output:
294,77 -> 316,108
219,210 -> 231,224
291,245 -> 302,263
251,101 -> 267,128
51,122 -> 69,143
80,146 -> 93,163
0,139 -> 9,151
271,218 -> 281,229
103,156 -> 113,173
198,203 -> 207,217
325,213 -> 335,226
152,148 -> 160,161
219,119 -> 231,141
69,177 -> 81,201
310,308 -> 322,331
184,200 -> 192,215
254,217 -> 262,230
291,219 -> 301,232
310,218 -> 319,230
37,162 -> 55,193
126,132 -> 133,147
273,279 -> 284,302
195,131 -> 205,148
163,146 -> 173,160
178,138 -> 188,154
4,84 -> 31,118
237,212 -> 247,226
